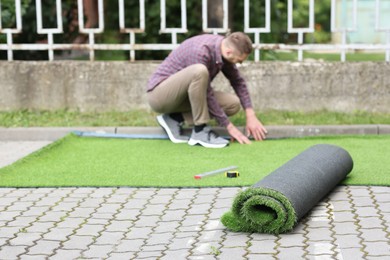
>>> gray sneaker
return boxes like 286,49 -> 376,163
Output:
157,114 -> 189,143
188,126 -> 229,148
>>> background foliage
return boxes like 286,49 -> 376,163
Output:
1,0 -> 332,60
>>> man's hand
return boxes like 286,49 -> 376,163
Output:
245,108 -> 268,141
226,123 -> 251,144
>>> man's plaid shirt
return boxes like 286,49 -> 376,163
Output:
147,34 -> 253,127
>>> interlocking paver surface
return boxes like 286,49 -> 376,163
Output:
0,141 -> 389,259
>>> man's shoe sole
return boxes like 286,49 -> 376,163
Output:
157,115 -> 189,144
188,138 -> 229,148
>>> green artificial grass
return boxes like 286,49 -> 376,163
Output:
0,134 -> 389,187
221,188 -> 297,234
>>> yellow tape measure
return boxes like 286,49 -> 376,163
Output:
225,171 -> 240,178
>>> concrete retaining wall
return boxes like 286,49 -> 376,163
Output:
0,61 -> 389,113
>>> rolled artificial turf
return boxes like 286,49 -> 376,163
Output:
221,144 -> 354,234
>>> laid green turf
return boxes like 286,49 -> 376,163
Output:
0,134 -> 389,187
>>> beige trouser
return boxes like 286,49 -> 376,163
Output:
147,64 -> 240,126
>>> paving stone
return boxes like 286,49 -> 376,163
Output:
122,199 -> 148,209
26,222 -> 54,233
125,226 -> 153,239
5,201 -> 34,211
115,208 -> 141,220
27,240 -> 61,255
276,247 -> 305,259
333,211 -> 356,222
339,247 -> 366,259
370,186 -> 390,193
159,249 -> 190,260
333,221 -> 359,235
306,242 -> 334,255
114,239 -> 144,252
277,233 -> 306,247
7,216 -> 37,227
22,206 -> 51,217
177,225 -> 202,232
95,231 -> 124,245
153,221 -> 180,233
328,191 -> 350,201
154,188 -> 177,196
249,233 -> 278,241
0,245 -> 27,259
50,249 -> 83,260
75,224 -> 104,236
354,206 -> 380,217
348,187 -> 371,197
19,255 -> 48,260
55,217 -> 84,229
43,228 -> 74,241
107,252 -> 137,260
105,194 -> 130,204
222,233 -> 249,247
149,195 -> 173,205
115,187 -> 137,195
0,226 -> 22,238
145,233 -> 174,246
181,215 -> 206,227
218,247 -> 247,259
131,189 -> 157,199
377,202 -> 390,213
78,198 -> 104,208
38,211 -> 68,222
82,245 -> 113,258
132,215 -> 160,227
334,234 -> 362,248
353,197 -> 376,207
174,189 -> 198,200
305,227 -> 333,241
208,208 -> 229,220
62,235 -> 94,250
136,250 -> 164,259
248,240 -> 277,254
167,199 -> 192,210
213,198 -> 234,209
105,220 -> 133,232
198,230 -> 225,242
193,195 -> 215,204
142,204 -> 167,216
358,217 -> 386,229
86,215 -> 111,225
0,211 -> 22,221
332,200 -> 354,211
160,209 -> 186,221
8,233 -> 42,246
51,201 -> 79,212
66,207 -> 95,218
364,241 -> 390,256
187,203 -> 211,215
167,237 -> 196,250
95,203 -> 122,214
246,253 -> 274,260
360,228 -> 388,242
192,241 -> 220,255
216,188 -> 241,199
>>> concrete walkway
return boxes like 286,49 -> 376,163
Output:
0,127 -> 389,259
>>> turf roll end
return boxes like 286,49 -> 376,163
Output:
221,187 -> 297,234
221,144 -> 353,234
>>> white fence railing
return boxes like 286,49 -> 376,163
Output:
1,0 -> 390,62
